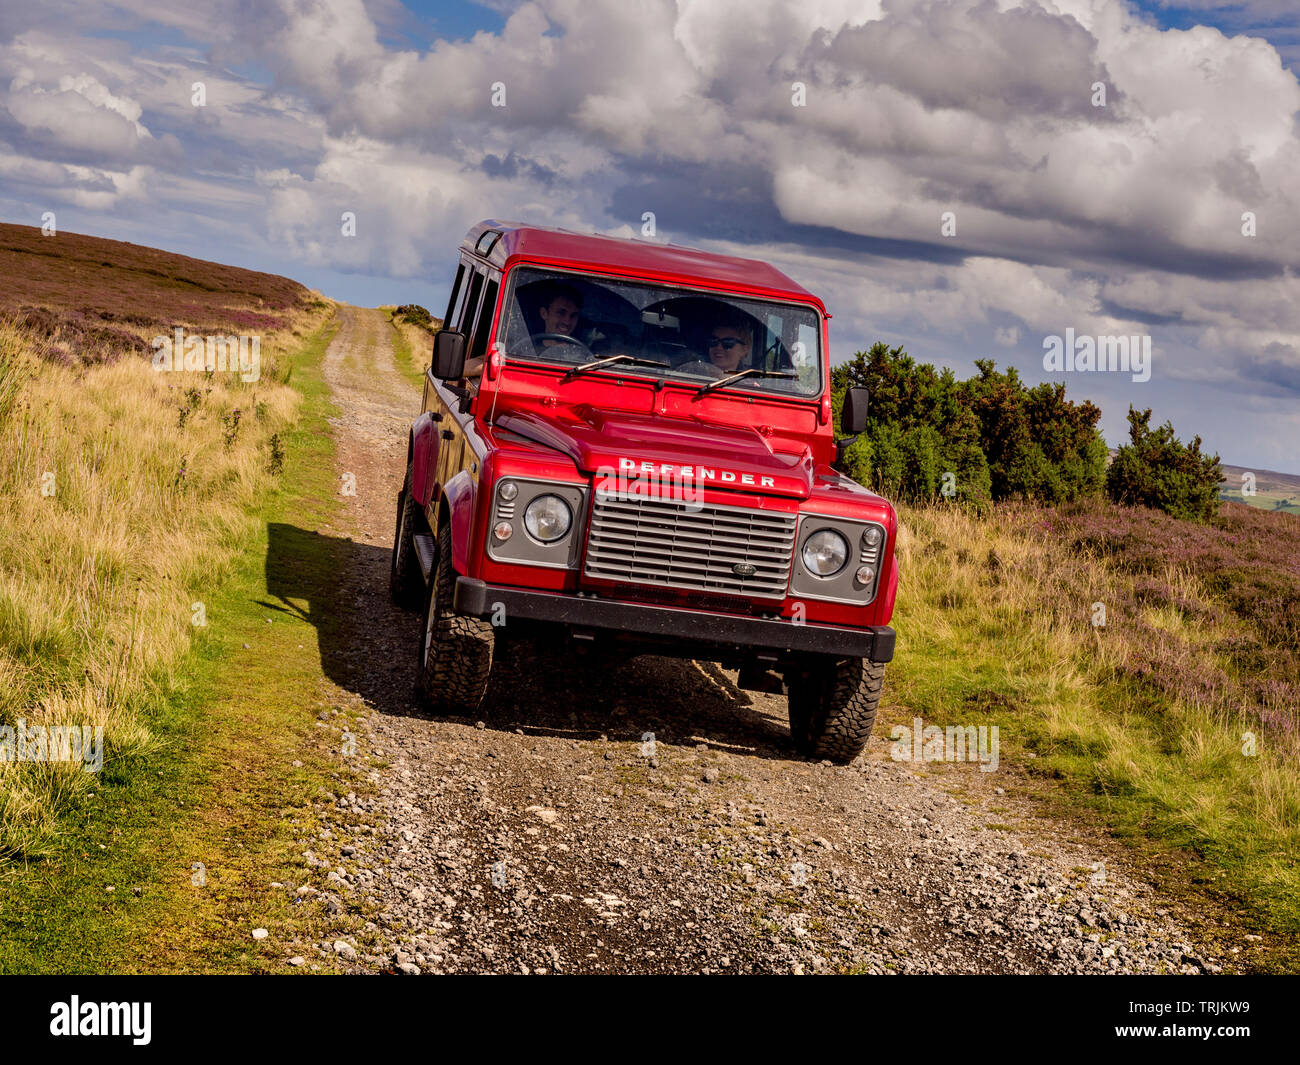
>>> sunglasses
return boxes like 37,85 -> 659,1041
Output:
708,337 -> 746,350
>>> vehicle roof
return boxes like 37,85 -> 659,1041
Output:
462,219 -> 825,311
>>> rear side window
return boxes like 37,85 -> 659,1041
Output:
462,269 -> 485,336
444,263 -> 468,329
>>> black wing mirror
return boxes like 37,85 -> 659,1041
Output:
835,387 -> 869,465
432,329 -> 467,380
841,387 -> 869,434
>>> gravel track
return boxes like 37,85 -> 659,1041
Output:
291,306 -> 1220,975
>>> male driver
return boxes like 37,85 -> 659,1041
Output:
536,283 -> 583,347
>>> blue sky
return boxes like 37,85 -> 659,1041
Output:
388,0 -> 509,43
0,0 -> 1297,471
1133,0 -> 1300,48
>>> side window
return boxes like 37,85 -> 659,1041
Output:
462,268 -> 486,339
446,262 -> 473,332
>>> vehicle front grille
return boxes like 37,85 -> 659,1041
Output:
584,490 -> 795,599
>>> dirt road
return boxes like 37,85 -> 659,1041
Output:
299,306 -> 1218,974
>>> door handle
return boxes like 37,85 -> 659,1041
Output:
441,429 -> 454,441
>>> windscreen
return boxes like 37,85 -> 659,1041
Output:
498,266 -> 823,397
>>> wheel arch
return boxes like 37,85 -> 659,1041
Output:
441,470 -> 477,575
410,412 -> 440,507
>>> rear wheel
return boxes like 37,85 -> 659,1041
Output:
419,523 -> 495,714
389,465 -> 423,609
787,657 -> 886,764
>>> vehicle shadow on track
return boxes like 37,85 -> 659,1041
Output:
262,521 -> 799,761
481,637 -> 795,758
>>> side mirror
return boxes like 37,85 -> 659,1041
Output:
432,329 -> 467,380
841,387 -> 869,435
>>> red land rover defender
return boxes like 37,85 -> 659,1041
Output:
390,221 -> 898,763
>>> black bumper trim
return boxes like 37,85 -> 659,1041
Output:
453,578 -> 895,662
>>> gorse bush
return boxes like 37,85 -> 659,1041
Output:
832,343 -> 1223,523
964,359 -> 1108,502
831,342 -> 1105,506
394,304 -> 434,329
1106,406 -> 1223,522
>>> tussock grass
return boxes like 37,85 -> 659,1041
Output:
0,304 -> 331,859
889,501 -> 1300,964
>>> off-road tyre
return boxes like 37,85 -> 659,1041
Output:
389,465 -> 424,609
787,657 -> 886,764
419,523 -> 494,714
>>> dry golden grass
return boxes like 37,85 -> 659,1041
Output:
0,303 -> 331,857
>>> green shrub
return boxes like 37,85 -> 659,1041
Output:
962,360 -> 1105,502
1106,406 -> 1223,522
831,342 -> 1099,505
394,304 -> 433,329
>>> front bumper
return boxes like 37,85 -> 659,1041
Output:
453,577 -> 895,662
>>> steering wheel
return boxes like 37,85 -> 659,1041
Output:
530,333 -> 594,360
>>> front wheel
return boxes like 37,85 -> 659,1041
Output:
419,523 -> 495,714
787,657 -> 886,764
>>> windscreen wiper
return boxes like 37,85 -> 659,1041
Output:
562,353 -> 670,380
694,367 -> 796,396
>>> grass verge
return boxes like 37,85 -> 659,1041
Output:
881,501 -> 1300,972
381,307 -> 434,388
0,311 -> 375,973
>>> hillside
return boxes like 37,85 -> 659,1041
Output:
0,222 -> 320,365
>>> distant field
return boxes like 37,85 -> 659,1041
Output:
1218,463 -> 1300,515
380,305 -> 440,386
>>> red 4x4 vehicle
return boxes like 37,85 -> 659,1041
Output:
390,221 -> 898,763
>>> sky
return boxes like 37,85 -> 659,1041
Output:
0,0 -> 1297,471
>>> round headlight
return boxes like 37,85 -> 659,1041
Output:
863,525 -> 883,548
499,481 -> 519,502
803,529 -> 849,577
524,494 -> 572,542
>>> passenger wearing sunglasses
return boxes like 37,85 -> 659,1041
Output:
706,318 -> 753,373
